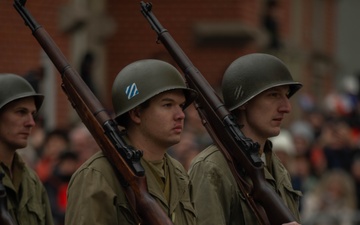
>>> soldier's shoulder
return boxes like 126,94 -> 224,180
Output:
191,144 -> 225,165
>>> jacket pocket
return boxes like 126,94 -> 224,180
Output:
178,201 -> 196,225
26,202 -> 45,225
114,196 -> 137,225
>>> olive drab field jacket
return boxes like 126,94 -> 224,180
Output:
0,152 -> 54,225
65,151 -> 196,225
189,143 -> 302,225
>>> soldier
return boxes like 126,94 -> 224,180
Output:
189,53 -> 303,225
0,74 -> 54,225
65,59 -> 197,225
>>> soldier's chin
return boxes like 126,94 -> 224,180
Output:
13,142 -> 28,150
168,138 -> 181,146
269,129 -> 281,138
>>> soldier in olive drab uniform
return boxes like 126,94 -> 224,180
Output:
0,74 -> 54,225
189,53 -> 303,225
65,59 -> 197,225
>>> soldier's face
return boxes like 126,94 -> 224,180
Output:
0,97 -> 37,151
135,90 -> 186,149
239,85 -> 291,142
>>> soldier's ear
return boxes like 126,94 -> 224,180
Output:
129,108 -> 141,124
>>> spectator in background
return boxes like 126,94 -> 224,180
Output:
290,120 -> 327,180
305,108 -> 326,140
35,129 -> 70,182
44,150 -> 79,225
291,154 -> 318,212
290,120 -> 315,156
69,123 -> 100,166
316,119 -> 355,173
301,169 -> 357,225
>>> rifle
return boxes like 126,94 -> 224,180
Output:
13,1 -> 174,224
140,2 -> 297,225
0,173 -> 16,225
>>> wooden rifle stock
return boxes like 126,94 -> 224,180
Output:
140,2 -> 297,225
13,1 -> 174,224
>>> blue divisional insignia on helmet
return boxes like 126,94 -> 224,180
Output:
125,83 -> 139,99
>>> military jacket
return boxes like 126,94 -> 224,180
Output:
189,142 -> 301,225
0,152 -> 54,225
65,151 -> 196,225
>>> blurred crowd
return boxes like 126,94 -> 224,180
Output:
18,72 -> 360,225
17,121 -> 101,225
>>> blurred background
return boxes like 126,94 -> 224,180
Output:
2,0 -> 360,224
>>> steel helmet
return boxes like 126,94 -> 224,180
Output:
0,73 -> 44,111
112,59 -> 197,124
222,53 -> 302,111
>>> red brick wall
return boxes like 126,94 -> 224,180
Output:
0,0 -> 337,128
